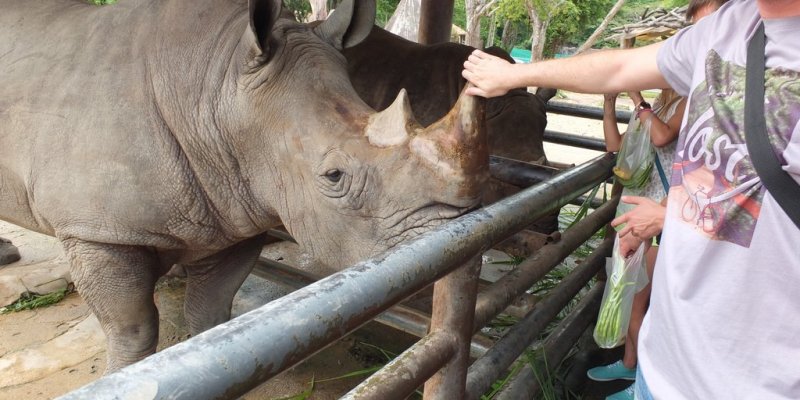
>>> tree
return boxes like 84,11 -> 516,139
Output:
376,0 -> 402,27
494,0 -> 615,58
499,19 -> 519,49
464,0 -> 501,47
493,0 -> 528,50
525,0 -> 567,62
385,0 -> 422,41
284,0 -> 312,21
575,0 -> 626,53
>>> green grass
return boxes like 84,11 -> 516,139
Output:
272,377 -> 315,400
88,0 -> 116,5
480,357 -> 527,400
480,348 -> 581,400
279,341 -> 422,400
528,348 -> 581,400
481,189 -> 609,398
0,287 -> 71,314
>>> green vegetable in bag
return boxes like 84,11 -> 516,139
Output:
594,236 -> 646,349
614,115 -> 654,189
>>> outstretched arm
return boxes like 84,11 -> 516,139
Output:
603,94 -> 623,152
462,43 -> 669,98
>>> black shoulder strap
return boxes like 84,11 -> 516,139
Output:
744,22 -> 800,229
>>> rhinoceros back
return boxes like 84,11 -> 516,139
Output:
0,0 -> 246,248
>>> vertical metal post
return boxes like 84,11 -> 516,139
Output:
418,0 -> 454,45
423,257 -> 482,399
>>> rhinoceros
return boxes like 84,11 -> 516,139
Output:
0,0 -> 487,371
342,25 -> 548,165
341,26 -> 558,233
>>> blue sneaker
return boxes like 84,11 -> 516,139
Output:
606,383 -> 635,400
586,360 -> 636,381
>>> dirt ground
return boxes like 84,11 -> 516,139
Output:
0,91 -> 624,400
0,224 -> 420,400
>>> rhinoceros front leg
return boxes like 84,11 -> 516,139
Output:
182,235 -> 265,335
61,238 -> 161,372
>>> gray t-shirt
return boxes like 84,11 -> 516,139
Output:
641,0 -> 800,398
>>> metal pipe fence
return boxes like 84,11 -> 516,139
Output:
544,130 -> 607,152
495,283 -> 605,399
465,237 -> 613,399
547,100 -> 632,121
59,153 -> 616,400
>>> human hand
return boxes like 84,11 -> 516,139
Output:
611,196 -> 666,241
618,231 -> 645,258
462,50 -> 516,98
627,91 -> 644,105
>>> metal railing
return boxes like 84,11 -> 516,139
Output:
547,100 -> 631,122
59,151 -> 616,400
544,100 -> 625,152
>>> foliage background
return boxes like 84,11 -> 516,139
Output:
282,0 -> 688,56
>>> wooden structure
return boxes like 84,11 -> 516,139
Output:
386,0 -> 457,44
606,5 -> 689,48
451,24 -> 467,44
419,0 -> 455,44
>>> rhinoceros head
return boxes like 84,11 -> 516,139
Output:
228,0 -> 488,269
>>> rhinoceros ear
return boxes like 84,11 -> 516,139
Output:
313,0 -> 376,49
248,0 -> 283,55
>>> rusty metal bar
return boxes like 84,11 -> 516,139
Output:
418,0 -> 454,45
489,155 -> 559,187
573,193 -> 607,209
372,297 -> 494,358
465,237 -> 614,399
495,283 -> 604,400
473,195 -> 618,331
342,331 -> 455,400
424,258 -> 482,399
547,100 -> 631,121
253,257 -> 494,357
60,154 -> 614,400
544,130 -> 608,152
490,154 -> 610,208
251,256 -> 319,288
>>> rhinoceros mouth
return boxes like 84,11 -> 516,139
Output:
384,201 -> 480,249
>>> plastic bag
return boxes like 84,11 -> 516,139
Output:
593,235 -> 647,349
613,114 -> 654,189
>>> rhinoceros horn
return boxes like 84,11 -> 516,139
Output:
366,89 -> 420,147
411,86 -> 489,179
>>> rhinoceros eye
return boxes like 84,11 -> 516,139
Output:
324,169 -> 343,183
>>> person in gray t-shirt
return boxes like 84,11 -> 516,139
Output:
463,1 -> 800,398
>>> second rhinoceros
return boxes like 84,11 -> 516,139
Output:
0,0 -> 487,371
342,25 -> 549,164
341,25 -> 558,232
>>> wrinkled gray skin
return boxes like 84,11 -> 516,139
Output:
0,237 -> 20,265
341,26 -> 559,232
342,26 -> 548,164
0,0 -> 487,371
